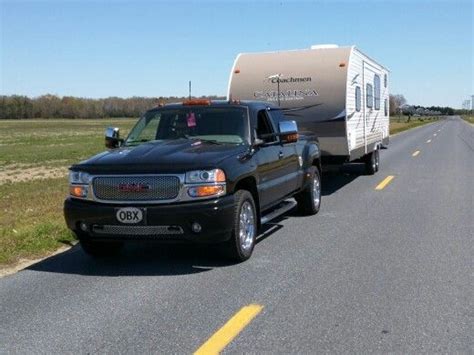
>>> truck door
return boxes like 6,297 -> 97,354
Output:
267,109 -> 300,194
255,109 -> 295,209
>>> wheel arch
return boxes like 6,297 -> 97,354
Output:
234,176 -> 261,227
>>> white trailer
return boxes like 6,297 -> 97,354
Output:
227,44 -> 390,174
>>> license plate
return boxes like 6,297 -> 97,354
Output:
115,207 -> 146,224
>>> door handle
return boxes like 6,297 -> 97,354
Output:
278,151 -> 284,159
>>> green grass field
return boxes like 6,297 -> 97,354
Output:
0,118 -> 136,265
389,116 -> 438,135
0,116 -> 439,266
462,115 -> 474,124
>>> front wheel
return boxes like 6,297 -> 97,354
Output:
295,166 -> 322,216
222,190 -> 257,262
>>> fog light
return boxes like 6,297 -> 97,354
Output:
79,222 -> 88,232
191,222 -> 202,233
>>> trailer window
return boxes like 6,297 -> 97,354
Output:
374,75 -> 381,110
366,83 -> 373,108
384,99 -> 388,116
355,86 -> 361,112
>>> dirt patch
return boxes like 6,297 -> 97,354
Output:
0,165 -> 68,185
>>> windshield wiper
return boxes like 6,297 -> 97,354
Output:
196,138 -> 222,145
125,139 -> 151,146
183,135 -> 223,145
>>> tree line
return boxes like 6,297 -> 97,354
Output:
0,93 -> 457,119
0,94 -> 224,119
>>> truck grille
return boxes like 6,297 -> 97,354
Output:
92,225 -> 184,236
92,176 -> 180,201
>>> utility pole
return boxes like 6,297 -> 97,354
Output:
189,81 -> 192,100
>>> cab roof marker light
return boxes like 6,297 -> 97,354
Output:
182,99 -> 211,106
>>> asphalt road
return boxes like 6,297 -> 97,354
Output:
1,117 -> 472,353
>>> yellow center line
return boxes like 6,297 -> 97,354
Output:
375,175 -> 394,190
194,304 -> 263,355
426,139 -> 431,143
412,150 -> 420,157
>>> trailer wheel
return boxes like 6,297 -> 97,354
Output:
375,149 -> 380,172
222,190 -> 257,262
295,166 -> 321,216
79,238 -> 123,257
364,151 -> 377,175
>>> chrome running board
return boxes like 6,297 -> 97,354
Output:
260,200 -> 297,224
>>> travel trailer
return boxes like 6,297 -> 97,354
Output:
227,45 -> 390,174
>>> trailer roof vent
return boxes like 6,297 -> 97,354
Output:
310,44 -> 339,50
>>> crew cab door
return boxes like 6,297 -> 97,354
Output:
267,109 -> 300,194
255,109 -> 296,210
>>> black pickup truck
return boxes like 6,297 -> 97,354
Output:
64,100 -> 322,261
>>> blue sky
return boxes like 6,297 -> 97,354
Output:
1,0 -> 472,108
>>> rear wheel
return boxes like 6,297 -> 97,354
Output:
222,190 -> 257,262
364,151 -> 377,175
295,166 -> 321,215
374,149 -> 380,172
79,238 -> 123,257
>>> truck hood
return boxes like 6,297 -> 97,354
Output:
72,139 -> 248,174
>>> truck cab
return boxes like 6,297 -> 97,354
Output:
64,100 -> 322,261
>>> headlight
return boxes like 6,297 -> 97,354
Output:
185,169 -> 226,184
188,185 -> 225,198
69,171 -> 92,184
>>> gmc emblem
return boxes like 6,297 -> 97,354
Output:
118,183 -> 151,192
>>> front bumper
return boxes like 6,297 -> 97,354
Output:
64,194 -> 235,243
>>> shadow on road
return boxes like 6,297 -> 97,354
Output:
26,168 -> 364,277
321,164 -> 363,196
27,223 -> 283,277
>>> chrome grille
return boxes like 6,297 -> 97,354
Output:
92,225 -> 184,236
92,176 -> 180,201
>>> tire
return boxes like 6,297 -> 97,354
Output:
295,166 -> 322,216
374,148 -> 380,172
79,238 -> 123,257
222,190 -> 257,262
364,151 -> 377,175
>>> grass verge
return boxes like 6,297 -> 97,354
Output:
390,117 -> 438,135
462,115 -> 474,124
0,177 -> 75,265
0,118 -> 136,267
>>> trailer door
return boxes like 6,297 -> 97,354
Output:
362,61 -> 376,153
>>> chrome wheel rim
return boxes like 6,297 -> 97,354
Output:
239,201 -> 255,251
313,174 -> 321,207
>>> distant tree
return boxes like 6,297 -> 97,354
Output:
0,94 -> 225,119
389,94 -> 407,117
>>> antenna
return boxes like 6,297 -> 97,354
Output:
268,74 -> 282,107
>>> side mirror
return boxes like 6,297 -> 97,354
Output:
279,120 -> 298,144
105,127 -> 122,149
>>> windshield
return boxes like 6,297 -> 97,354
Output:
125,106 -> 249,146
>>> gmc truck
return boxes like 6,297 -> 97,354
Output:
64,100 -> 322,261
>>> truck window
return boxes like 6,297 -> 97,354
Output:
267,109 -> 286,125
256,110 -> 277,143
126,107 -> 249,145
